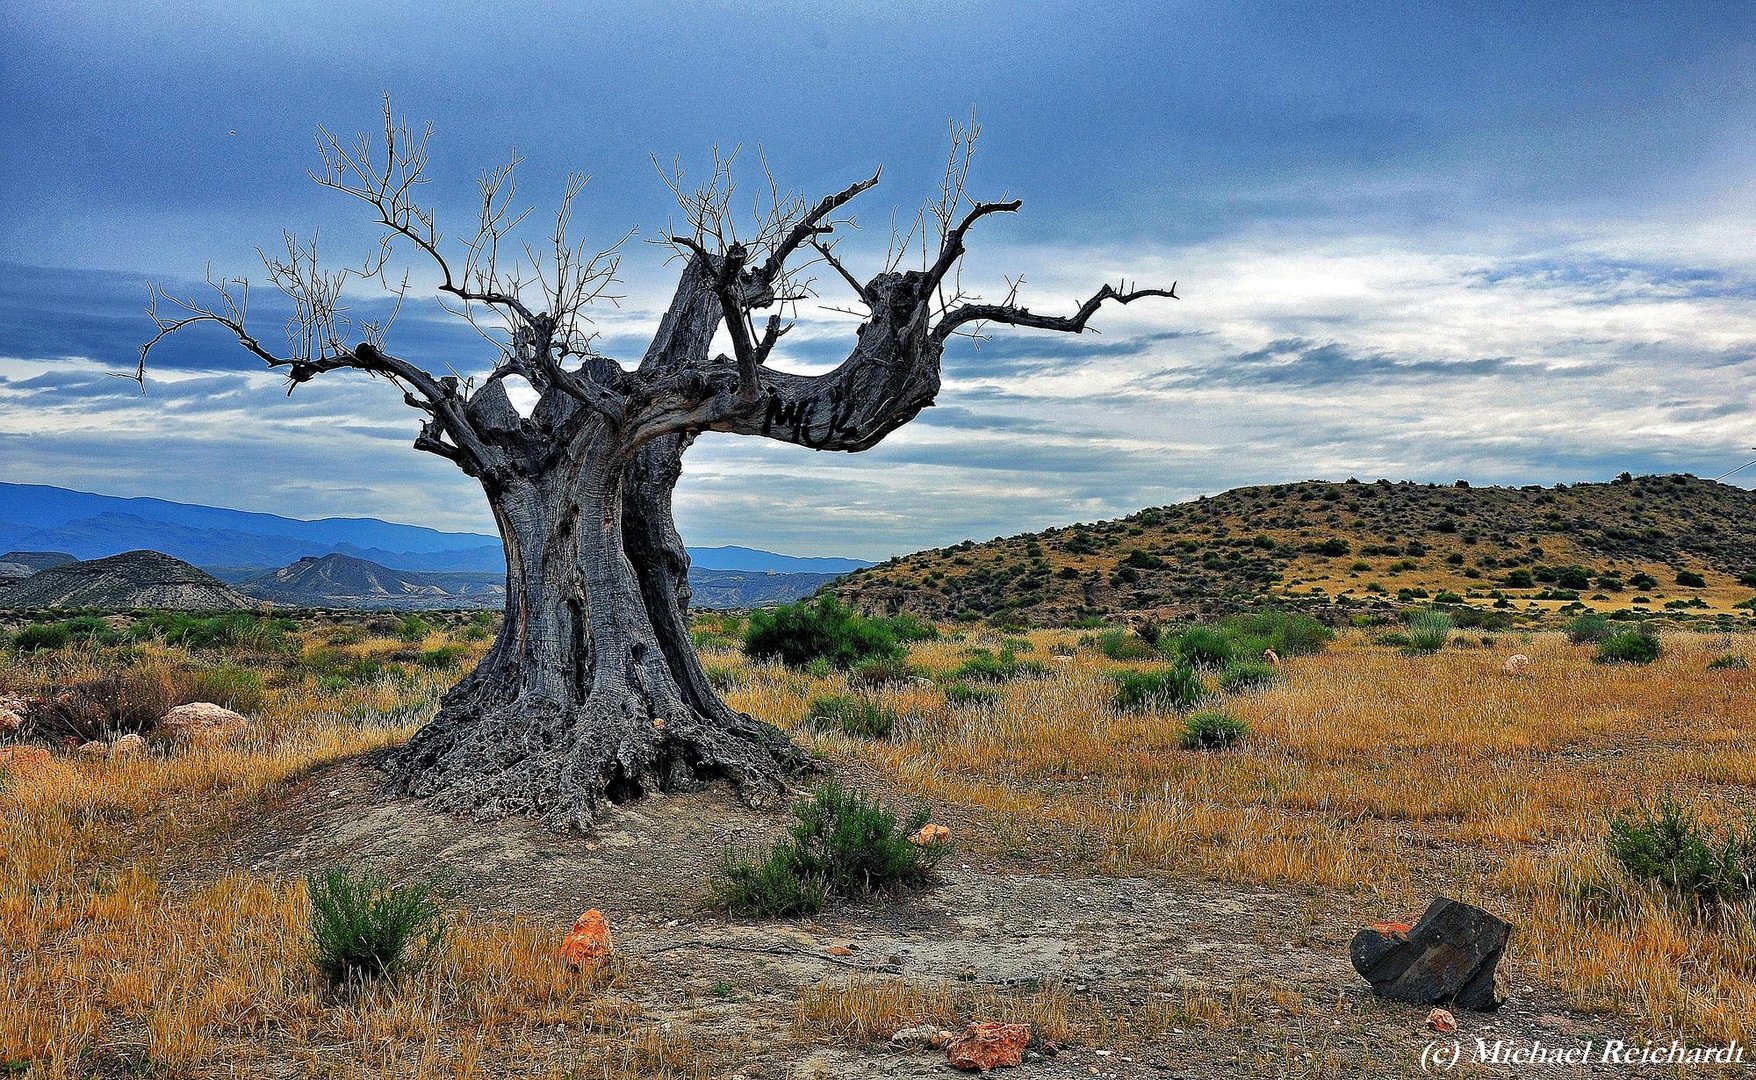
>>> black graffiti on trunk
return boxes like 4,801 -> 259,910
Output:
761,386 -> 861,447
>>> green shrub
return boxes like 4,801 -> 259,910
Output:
1566,614 -> 1613,645
1606,798 -> 1756,903
1596,627 -> 1661,665
130,612 -> 295,652
743,597 -> 901,669
1217,660 -> 1278,694
305,867 -> 446,985
1180,711 -> 1248,750
884,614 -> 939,643
1094,629 -> 1157,661
1675,570 -> 1706,588
416,644 -> 468,669
394,614 -> 433,643
1218,612 -> 1333,658
1172,627 -> 1235,669
1707,655 -> 1749,672
710,781 -> 945,917
1113,665 -> 1206,712
803,695 -> 897,740
943,682 -> 999,707
1402,611 -> 1452,654
12,623 -> 72,652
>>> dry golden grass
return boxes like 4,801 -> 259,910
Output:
0,624 -> 724,1077
7,613 -> 1756,1071
722,626 -> 1756,1042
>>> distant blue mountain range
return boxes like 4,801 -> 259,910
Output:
0,483 -> 874,576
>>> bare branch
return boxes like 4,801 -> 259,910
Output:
933,280 -> 1179,346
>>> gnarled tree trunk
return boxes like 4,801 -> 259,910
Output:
392,430 -> 805,829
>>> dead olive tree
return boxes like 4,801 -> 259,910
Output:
141,106 -> 1176,828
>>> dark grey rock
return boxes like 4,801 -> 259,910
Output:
1350,896 -> 1511,1011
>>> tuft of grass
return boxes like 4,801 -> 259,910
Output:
1179,710 -> 1249,750
947,647 -> 1046,683
848,655 -> 917,688
1401,610 -> 1453,654
1172,627 -> 1235,669
804,694 -> 897,740
1216,660 -> 1278,694
306,866 -> 446,985
710,781 -> 946,917
943,682 -> 999,707
1093,629 -> 1157,661
1113,665 -> 1206,712
1566,614 -> 1613,645
1707,654 -> 1749,671
1595,627 -> 1661,665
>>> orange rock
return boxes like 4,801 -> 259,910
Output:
559,909 -> 613,969
1427,1007 -> 1458,1033
946,1021 -> 1031,1072
825,944 -> 855,956
910,823 -> 951,846
1367,921 -> 1411,935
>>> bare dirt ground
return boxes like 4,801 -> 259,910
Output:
209,754 -> 1658,1078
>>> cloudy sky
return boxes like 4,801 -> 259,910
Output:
1,2 -> 1753,559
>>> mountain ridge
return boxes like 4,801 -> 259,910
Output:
0,483 -> 874,576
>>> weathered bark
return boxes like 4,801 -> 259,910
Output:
390,423 -> 806,829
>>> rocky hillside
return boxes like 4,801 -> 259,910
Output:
0,550 -> 254,611
831,474 -> 1756,625
239,554 -> 504,610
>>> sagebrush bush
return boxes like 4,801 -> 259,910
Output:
804,694 -> 897,739
710,781 -> 945,917
1217,660 -> 1278,694
1606,799 -> 1756,904
1567,614 -> 1613,644
306,867 -> 446,985
1113,665 -> 1205,712
1180,710 -> 1248,750
743,597 -> 901,669
1596,627 -> 1661,665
